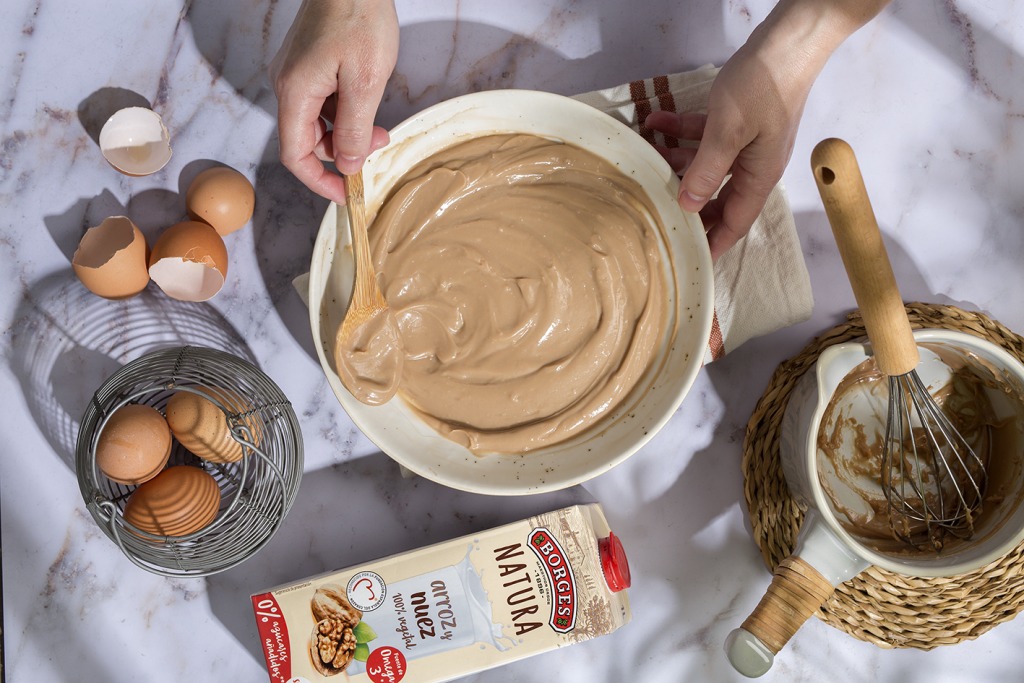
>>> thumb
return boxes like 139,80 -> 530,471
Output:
332,75 -> 386,175
678,124 -> 747,213
332,113 -> 374,176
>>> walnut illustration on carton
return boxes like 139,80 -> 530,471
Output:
311,617 -> 358,675
312,584 -> 362,626
309,584 -> 377,676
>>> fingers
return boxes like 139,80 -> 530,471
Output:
653,145 -> 698,175
284,147 -> 350,205
700,161 -> 780,262
678,116 -> 750,214
270,0 -> 399,201
700,193 -> 746,263
318,98 -> 390,164
644,110 -> 707,141
276,80 -> 349,204
320,95 -> 338,127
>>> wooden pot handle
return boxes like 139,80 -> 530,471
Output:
811,138 -> 919,377
726,557 -> 836,678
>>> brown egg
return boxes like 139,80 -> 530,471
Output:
72,216 -> 150,299
123,465 -> 220,537
186,166 -> 255,236
148,220 -> 229,301
95,403 -> 172,485
166,387 -> 257,464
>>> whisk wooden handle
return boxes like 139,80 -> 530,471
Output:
811,138 -> 919,376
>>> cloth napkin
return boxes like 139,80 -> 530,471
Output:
574,64 -> 812,363
294,65 -> 813,363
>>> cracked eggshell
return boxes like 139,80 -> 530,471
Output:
148,220 -> 229,302
186,166 -> 255,236
98,106 -> 173,176
72,216 -> 150,299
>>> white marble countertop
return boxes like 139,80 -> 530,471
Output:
4,1 -> 1024,681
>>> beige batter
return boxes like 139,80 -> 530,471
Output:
334,304 -> 404,406
342,133 -> 669,454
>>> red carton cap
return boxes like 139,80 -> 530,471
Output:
599,532 -> 631,592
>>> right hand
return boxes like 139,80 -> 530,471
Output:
270,0 -> 399,204
646,0 -> 891,261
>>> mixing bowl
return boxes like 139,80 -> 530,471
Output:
308,89 -> 713,494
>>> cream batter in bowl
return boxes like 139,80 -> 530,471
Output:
308,90 -> 713,494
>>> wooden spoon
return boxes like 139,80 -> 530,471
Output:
333,170 -> 404,405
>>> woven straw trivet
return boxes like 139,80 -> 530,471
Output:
742,302 -> 1024,650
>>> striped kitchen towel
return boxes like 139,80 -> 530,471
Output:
573,65 -> 813,364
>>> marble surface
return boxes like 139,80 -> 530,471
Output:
3,1 -> 1024,681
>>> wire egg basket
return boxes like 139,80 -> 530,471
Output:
76,345 -> 303,577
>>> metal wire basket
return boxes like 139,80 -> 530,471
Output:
76,345 -> 303,577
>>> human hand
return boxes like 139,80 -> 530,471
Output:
646,0 -> 890,260
270,0 -> 399,204
645,49 -> 808,261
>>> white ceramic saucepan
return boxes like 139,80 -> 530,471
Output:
307,90 -> 713,495
726,329 -> 1024,677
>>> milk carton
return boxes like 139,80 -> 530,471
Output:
251,504 -> 631,683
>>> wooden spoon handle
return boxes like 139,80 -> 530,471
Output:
811,138 -> 919,377
345,170 -> 385,311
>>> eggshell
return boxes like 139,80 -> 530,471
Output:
165,387 -> 257,464
148,220 -> 228,301
123,465 -> 221,537
95,403 -> 172,485
72,216 -> 150,299
186,166 -> 255,235
98,106 -> 172,176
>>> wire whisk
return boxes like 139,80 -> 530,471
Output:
881,371 -> 988,547
813,138 -> 989,551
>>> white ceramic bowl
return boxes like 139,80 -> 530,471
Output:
308,89 -> 713,494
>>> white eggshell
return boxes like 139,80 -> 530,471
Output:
99,107 -> 173,176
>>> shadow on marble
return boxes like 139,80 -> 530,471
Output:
7,270 -> 255,472
177,158 -> 226,198
43,190 -> 130,264
792,208 -> 989,320
44,187 -> 187,265
251,145 -> 327,362
205,453 -> 594,666
43,157 -> 269,265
